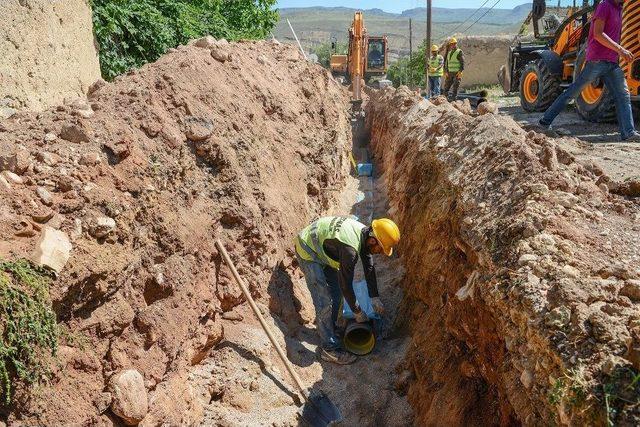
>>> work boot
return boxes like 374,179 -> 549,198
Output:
623,132 -> 640,143
320,348 -> 357,365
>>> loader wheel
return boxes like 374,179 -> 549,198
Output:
575,49 -> 616,123
520,59 -> 562,112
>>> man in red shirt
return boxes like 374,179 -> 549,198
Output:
539,0 -> 640,142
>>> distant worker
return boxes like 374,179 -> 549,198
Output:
443,37 -> 465,102
295,216 -> 400,365
538,0 -> 640,141
428,45 -> 444,98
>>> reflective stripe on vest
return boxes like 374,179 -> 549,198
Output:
428,55 -> 444,77
297,216 -> 365,270
447,49 -> 462,72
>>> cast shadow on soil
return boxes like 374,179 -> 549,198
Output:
267,263 -> 318,368
499,105 -> 624,143
216,341 -> 300,403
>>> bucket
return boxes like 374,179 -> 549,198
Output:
343,320 -> 376,355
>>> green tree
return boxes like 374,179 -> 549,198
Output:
387,41 -> 437,89
92,0 -> 279,80
312,41 -> 348,68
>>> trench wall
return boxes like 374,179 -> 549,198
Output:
366,87 -> 640,426
0,0 -> 101,116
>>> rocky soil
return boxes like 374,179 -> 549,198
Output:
367,88 -> 640,426
0,39 -> 353,425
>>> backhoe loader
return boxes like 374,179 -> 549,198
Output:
500,0 -> 640,122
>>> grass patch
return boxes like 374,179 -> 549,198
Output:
0,259 -> 58,404
549,366 -> 589,408
602,367 -> 640,427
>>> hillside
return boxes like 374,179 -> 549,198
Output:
275,4 -> 531,56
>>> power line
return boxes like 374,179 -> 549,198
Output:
431,0 -> 493,41
446,0 -> 492,35
460,0 -> 502,34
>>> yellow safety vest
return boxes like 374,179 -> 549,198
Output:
447,49 -> 462,73
296,216 -> 365,270
428,55 -> 444,77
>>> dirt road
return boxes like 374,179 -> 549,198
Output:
495,93 -> 640,183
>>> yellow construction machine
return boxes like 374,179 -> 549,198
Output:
501,0 -> 640,122
330,12 -> 388,102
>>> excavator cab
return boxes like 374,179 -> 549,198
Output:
366,37 -> 387,74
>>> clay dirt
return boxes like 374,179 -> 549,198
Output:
0,18 -> 639,427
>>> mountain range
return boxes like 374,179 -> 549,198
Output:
275,4 -> 531,56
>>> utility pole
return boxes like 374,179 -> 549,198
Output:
409,18 -> 413,87
425,0 -> 432,96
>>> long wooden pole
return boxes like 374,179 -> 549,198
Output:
425,0 -> 432,96
409,18 -> 413,86
215,239 -> 309,401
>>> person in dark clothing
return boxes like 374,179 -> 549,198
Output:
295,216 -> 400,364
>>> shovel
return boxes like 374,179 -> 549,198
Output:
215,240 -> 343,427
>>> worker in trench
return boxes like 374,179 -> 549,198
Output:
294,216 -> 400,365
443,37 -> 465,102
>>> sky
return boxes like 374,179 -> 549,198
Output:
275,0 -> 532,13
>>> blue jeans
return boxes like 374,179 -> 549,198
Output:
429,76 -> 441,97
541,60 -> 636,139
296,254 -> 342,351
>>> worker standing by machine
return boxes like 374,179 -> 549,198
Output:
294,216 -> 400,365
428,45 -> 444,98
443,38 -> 465,101
538,0 -> 640,142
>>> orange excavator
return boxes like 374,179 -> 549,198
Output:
330,12 -> 388,104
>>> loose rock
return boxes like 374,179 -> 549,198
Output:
31,226 -> 72,273
477,101 -> 498,115
90,216 -> 116,239
110,369 -> 149,426
36,187 -> 53,206
60,123 -> 90,143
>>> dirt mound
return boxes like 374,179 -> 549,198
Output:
366,87 -> 640,426
0,0 -> 101,116
0,39 -> 352,425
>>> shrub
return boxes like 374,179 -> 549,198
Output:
0,259 -> 58,404
91,0 -> 279,80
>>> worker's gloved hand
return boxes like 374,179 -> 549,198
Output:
354,309 -> 369,323
371,297 -> 385,315
456,71 -> 463,79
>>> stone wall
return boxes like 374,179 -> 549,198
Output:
452,35 -> 511,88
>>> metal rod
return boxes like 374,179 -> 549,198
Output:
215,239 -> 309,402
287,18 -> 307,60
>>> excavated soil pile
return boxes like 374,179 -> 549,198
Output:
366,87 -> 640,426
0,39 -> 352,425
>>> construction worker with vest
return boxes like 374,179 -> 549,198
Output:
443,37 -> 465,101
295,216 -> 400,365
428,45 -> 444,98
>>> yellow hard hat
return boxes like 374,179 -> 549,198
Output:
449,37 -> 457,44
371,218 -> 400,256
431,44 -> 439,51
